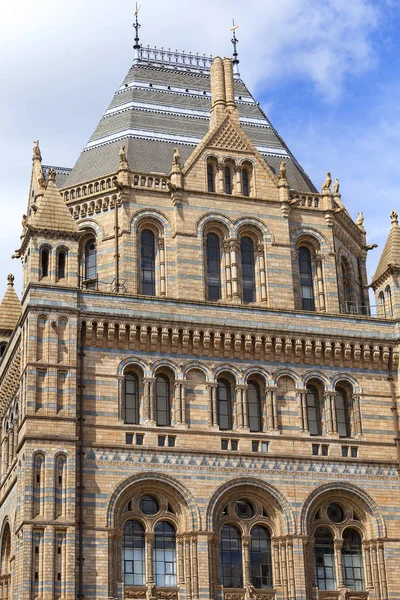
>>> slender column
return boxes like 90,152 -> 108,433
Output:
212,384 -> 218,427
223,241 -> 232,299
174,382 -> 182,425
242,536 -> 251,586
315,254 -> 326,311
145,533 -> 155,583
4,436 -> 9,474
352,394 -> 362,435
301,392 -> 309,433
191,537 -> 199,600
185,537 -> 192,600
377,541 -> 388,600
272,539 -> 281,586
142,378 -> 151,422
43,526 -> 55,600
257,243 -> 267,303
334,539 -> 344,589
229,240 -> 240,300
363,541 -> 373,589
287,539 -> 296,600
235,166 -> 242,195
180,382 -> 186,426
242,385 -> 249,430
331,393 -> 338,434
177,536 -> 185,585
296,391 -> 304,432
371,543 -> 382,600
217,163 -> 225,194
149,378 -> 156,423
158,238 -> 166,296
272,389 -> 279,431
265,388 -> 274,430
279,540 -> 288,600
324,392 -> 334,434
235,385 -> 244,429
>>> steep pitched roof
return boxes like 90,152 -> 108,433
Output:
373,211 -> 400,283
63,49 -> 317,192
31,171 -> 79,234
0,275 -> 21,332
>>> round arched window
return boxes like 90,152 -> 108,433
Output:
327,503 -> 345,523
235,499 -> 254,519
140,495 -> 159,515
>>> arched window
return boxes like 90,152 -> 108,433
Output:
306,385 -> 321,436
140,229 -> 156,296
241,237 -> 256,303
123,521 -> 145,587
55,454 -> 66,518
341,258 -> 352,307
386,285 -> 393,317
250,526 -> 272,588
40,247 -> 50,279
217,378 -> 232,430
33,453 -> 44,517
0,522 -> 11,598
84,238 -> 97,285
314,527 -> 336,591
124,373 -> 139,424
299,246 -> 315,311
335,388 -> 350,438
242,168 -> 250,197
220,525 -> 243,588
57,317 -> 67,362
153,522 -> 176,587
378,291 -> 386,317
247,381 -> 262,432
155,375 -> 171,426
37,316 -> 47,361
206,233 -> 221,301
57,249 -> 67,280
342,529 -> 364,591
225,166 -> 232,195
207,162 -> 215,193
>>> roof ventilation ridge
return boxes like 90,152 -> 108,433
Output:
137,46 -> 213,71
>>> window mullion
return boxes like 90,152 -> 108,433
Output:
146,532 -> 155,585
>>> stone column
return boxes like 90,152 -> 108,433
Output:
206,383 -> 217,427
377,541 -> 388,600
334,539 -> 344,589
242,536 -> 251,586
43,526 -> 55,600
229,240 -> 240,300
315,253 -> 326,312
174,382 -> 182,425
235,385 -> 244,429
323,392 -> 334,434
363,541 -> 373,589
296,391 -> 305,432
177,536 -> 185,585
371,543 -> 382,600
257,243 -> 267,304
242,385 -> 249,430
279,540 -> 288,600
223,240 -> 232,300
266,387 -> 278,431
286,539 -> 296,600
352,394 -> 362,435
271,539 -> 281,586
235,165 -> 242,195
191,537 -> 199,600
185,537 -> 192,600
145,533 -> 155,583
148,378 -> 156,424
217,162 -> 225,194
158,237 -> 166,296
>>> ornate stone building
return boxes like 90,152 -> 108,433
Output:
0,19 -> 399,600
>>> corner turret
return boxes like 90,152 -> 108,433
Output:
371,211 -> 400,319
0,274 -> 21,360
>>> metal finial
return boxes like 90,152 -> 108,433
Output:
7,274 -> 14,287
231,19 -> 240,77
390,210 -> 399,226
133,3 -> 141,58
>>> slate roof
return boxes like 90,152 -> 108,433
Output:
63,51 -> 317,192
0,276 -> 21,333
373,212 -> 400,282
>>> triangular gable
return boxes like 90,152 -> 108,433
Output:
30,175 -> 79,235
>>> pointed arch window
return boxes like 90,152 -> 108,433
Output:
342,529 -> 364,590
207,162 -> 215,193
241,237 -> 256,303
40,247 -> 50,279
220,525 -> 243,588
124,373 -> 139,424
385,285 -> 393,317
314,527 -> 336,591
247,381 -> 262,432
33,453 -> 44,517
306,385 -> 322,436
55,454 -> 66,518
57,249 -> 67,280
140,229 -> 156,296
225,166 -> 232,195
242,168 -> 250,197
84,238 -> 97,285
378,291 -> 386,317
299,246 -> 315,311
217,378 -> 232,430
123,521 -> 145,587
155,375 -> 171,427
250,526 -> 272,588
153,522 -> 176,587
335,388 -> 350,438
206,233 -> 222,300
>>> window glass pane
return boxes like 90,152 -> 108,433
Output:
247,382 -> 262,432
207,163 -> 215,193
123,521 -> 145,586
154,522 -> 176,587
241,237 -> 256,303
220,525 -> 243,588
306,386 -> 321,435
250,526 -> 272,588
225,167 -> 232,194
85,240 -> 96,281
141,229 -> 156,296
206,233 -> 221,300
335,389 -> 349,437
217,379 -> 232,430
314,528 -> 336,591
156,375 -> 171,426
299,246 -> 315,311
41,249 -> 49,278
125,374 -> 139,424
242,169 -> 249,197
342,529 -> 364,591
58,251 -> 66,279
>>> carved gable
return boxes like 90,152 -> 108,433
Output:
210,120 -> 249,152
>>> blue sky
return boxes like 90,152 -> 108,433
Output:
0,0 -> 399,302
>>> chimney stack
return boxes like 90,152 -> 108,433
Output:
210,58 -> 238,128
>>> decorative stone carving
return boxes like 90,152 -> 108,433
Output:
279,161 -> 287,180
173,148 -> 181,167
333,178 -> 340,194
212,121 -> 248,151
33,140 -> 41,159
321,172 -> 332,192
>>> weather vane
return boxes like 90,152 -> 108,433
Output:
230,19 -> 240,77
133,3 -> 141,52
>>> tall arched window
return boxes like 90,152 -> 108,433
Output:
220,525 -> 243,588
0,523 -> 11,599
386,285 -> 393,317
140,229 -> 156,296
84,238 -> 97,286
37,315 -> 47,361
342,529 -> 364,591
335,389 -> 350,438
155,375 -> 171,426
33,453 -> 44,517
225,166 -> 232,195
40,247 -> 50,279
207,162 -> 215,193
299,246 -> 315,311
341,258 -> 352,308
217,378 -> 232,430
153,522 -> 176,587
57,317 -> 67,362
125,373 -> 139,424
314,527 -> 336,591
247,381 -> 262,432
306,385 -> 322,436
206,233 -> 222,301
378,291 -> 386,317
123,521 -> 145,587
55,454 -> 66,518
57,249 -> 67,280
250,526 -> 272,588
241,237 -> 256,303
242,168 -> 250,197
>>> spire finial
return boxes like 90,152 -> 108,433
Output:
390,210 -> 398,226
7,274 -> 14,288
133,3 -> 141,62
231,19 -> 240,78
